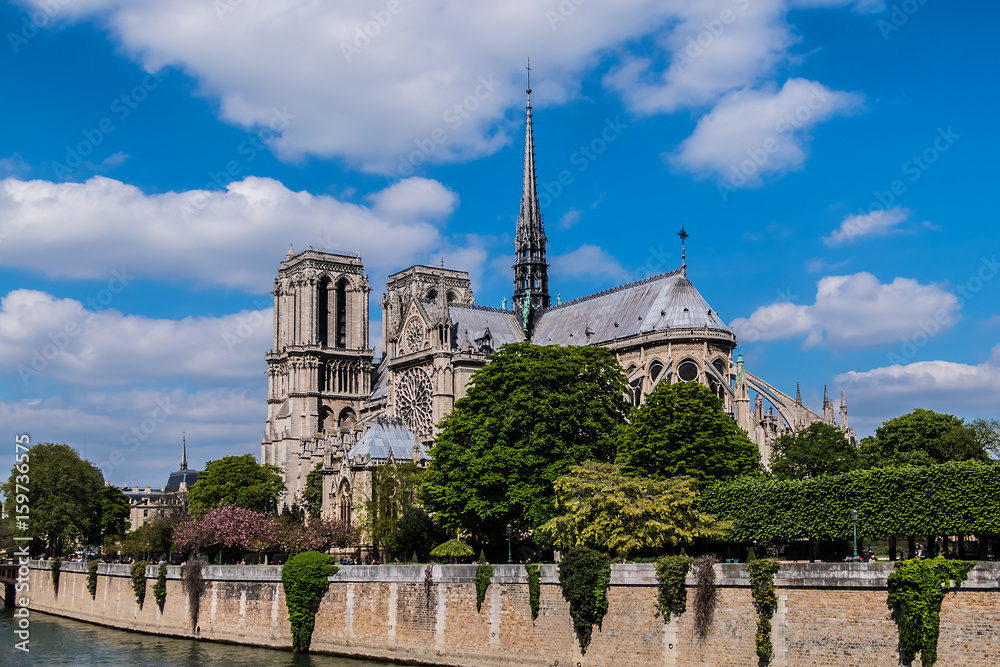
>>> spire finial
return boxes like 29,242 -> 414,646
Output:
678,227 -> 688,276
180,432 -> 188,471
795,382 -> 802,404
526,57 -> 531,94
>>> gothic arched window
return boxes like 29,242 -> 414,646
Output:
335,279 -> 348,348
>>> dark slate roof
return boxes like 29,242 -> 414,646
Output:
165,469 -> 199,493
532,270 -> 729,346
448,305 -> 523,349
348,418 -> 429,462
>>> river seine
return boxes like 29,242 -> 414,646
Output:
0,607 -> 407,666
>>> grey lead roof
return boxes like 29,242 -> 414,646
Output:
347,418 -> 429,462
532,270 -> 729,346
449,305 -> 523,349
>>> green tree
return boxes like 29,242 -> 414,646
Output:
421,343 -> 629,550
617,381 -> 761,486
393,507 -> 446,562
769,422 -> 860,480
301,462 -> 324,519
366,461 -> 421,557
119,514 -> 180,558
537,462 -> 727,558
859,409 -> 987,468
186,454 -> 285,517
2,443 -> 104,556
968,418 -> 1000,459
84,484 -> 131,544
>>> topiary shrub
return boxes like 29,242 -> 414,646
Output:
282,551 -> 338,653
558,548 -> 612,655
747,559 -> 780,662
655,555 -> 692,620
474,563 -> 493,612
153,563 -> 168,612
87,560 -> 99,599
181,560 -> 206,630
692,554 -> 719,639
131,561 -> 149,608
51,557 -> 64,596
887,556 -> 974,666
525,562 -> 541,621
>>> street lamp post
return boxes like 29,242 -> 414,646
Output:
850,508 -> 859,561
506,523 -> 513,564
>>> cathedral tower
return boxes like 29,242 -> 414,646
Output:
512,76 -> 550,321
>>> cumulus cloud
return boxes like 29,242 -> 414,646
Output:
671,79 -> 863,185
732,272 -> 960,349
0,175 -> 462,291
824,206 -> 910,247
550,245 -> 629,282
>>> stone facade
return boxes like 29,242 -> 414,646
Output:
22,560 -> 1000,666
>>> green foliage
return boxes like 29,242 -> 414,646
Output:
747,559 -> 780,661
393,507 -> 446,563
692,554 -> 719,639
86,485 -> 131,544
366,461 -> 422,554
538,462 -> 727,558
421,343 -> 629,544
302,462 -> 324,519
2,443 -> 105,556
119,515 -> 180,559
655,555 -> 691,620
181,560 -> 206,629
282,551 -> 339,653
702,461 -> 1000,543
617,381 -> 762,487
968,418 -> 1000,459
474,563 -> 494,612
860,409 -> 987,468
153,563 -> 168,612
430,539 -> 474,559
525,562 -> 541,621
769,422 -> 860,480
51,557 -> 63,595
87,559 -> 99,598
887,556 -> 974,666
557,548 -> 613,654
186,454 -> 286,517
131,561 -> 148,608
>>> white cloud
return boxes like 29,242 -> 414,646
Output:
824,206 -> 910,247
732,272 -> 960,349
671,79 -> 864,185
0,175 -> 462,291
558,207 -> 582,229
550,245 -> 629,282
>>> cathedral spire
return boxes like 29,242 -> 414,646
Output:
180,432 -> 188,471
512,59 -> 550,322
678,227 -> 688,276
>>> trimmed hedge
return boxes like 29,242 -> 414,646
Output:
87,560 -> 99,598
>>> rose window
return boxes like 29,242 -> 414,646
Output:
396,367 -> 433,435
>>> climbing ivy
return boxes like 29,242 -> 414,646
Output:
525,562 -> 541,621
131,561 -> 148,608
692,554 -> 719,639
87,560 -> 99,598
654,555 -> 692,620
153,563 -> 168,612
180,560 -> 206,630
557,548 -> 612,655
282,551 -> 338,653
887,556 -> 974,666
50,557 -> 63,596
747,559 -> 780,662
474,563 -> 493,612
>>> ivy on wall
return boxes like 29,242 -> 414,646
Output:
654,555 -> 691,620
558,548 -> 612,655
474,563 -> 493,612
525,562 -> 541,621
887,556 -> 974,666
181,560 -> 206,630
747,559 -> 780,662
51,557 -> 63,596
153,563 -> 168,612
282,551 -> 338,653
87,560 -> 99,598
131,561 -> 148,608
692,554 -> 719,639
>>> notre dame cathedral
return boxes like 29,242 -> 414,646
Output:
259,87 -> 855,527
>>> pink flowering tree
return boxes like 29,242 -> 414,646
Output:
174,506 -> 278,563
277,517 -> 358,556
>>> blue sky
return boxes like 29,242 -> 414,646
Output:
1,0 -> 997,487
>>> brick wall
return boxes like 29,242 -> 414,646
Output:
18,560 -> 1000,666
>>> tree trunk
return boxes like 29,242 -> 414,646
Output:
888,535 -> 897,562
908,536 -> 916,559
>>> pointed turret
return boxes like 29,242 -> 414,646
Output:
823,385 -> 835,424
286,244 -> 295,260
512,63 -> 550,322
180,432 -> 188,471
795,382 -> 802,405
840,390 -> 849,430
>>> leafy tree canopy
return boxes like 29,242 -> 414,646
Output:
85,484 -> 131,543
421,343 -> 629,546
393,507 -> 446,562
617,381 -> 762,486
2,442 -> 105,556
302,462 -> 324,519
186,454 -> 285,517
968,418 -> 1000,459
366,461 -> 422,553
769,422 -> 860,480
537,462 -> 727,558
859,408 -> 988,468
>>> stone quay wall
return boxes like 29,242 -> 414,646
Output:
22,560 -> 1000,666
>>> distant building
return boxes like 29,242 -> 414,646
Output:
125,436 -> 198,530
